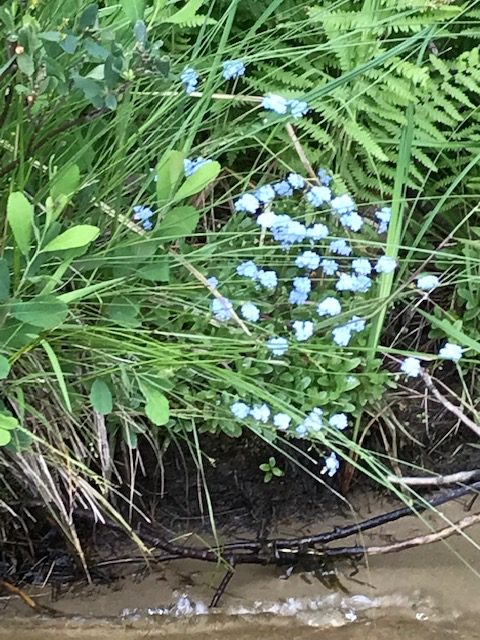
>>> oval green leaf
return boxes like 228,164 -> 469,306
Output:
11,296 -> 68,329
155,206 -> 199,241
42,225 -> 100,252
90,379 -> 113,414
140,382 -> 169,426
0,356 -> 10,380
174,161 -> 220,201
7,192 -> 34,256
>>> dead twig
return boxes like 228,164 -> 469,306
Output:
388,470 -> 480,486
421,370 -> 480,438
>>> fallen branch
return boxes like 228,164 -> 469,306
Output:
0,579 -> 61,616
388,470 -> 480,486
325,511 -> 480,557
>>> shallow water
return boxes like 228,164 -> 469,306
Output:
3,497 -> 480,639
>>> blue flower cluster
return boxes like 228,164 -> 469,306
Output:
222,59 -> 246,80
180,67 -> 199,94
262,94 -> 310,118
229,400 -> 346,477
132,205 -> 155,231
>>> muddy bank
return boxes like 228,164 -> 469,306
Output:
2,495 -> 480,621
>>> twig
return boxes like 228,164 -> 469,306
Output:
0,579 -> 60,616
421,370 -> 480,438
285,123 -> 318,181
388,470 -> 480,486
209,562 -> 236,608
327,512 -> 480,557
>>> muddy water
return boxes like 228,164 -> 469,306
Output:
3,497 -> 480,639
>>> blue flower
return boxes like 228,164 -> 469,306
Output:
336,273 -> 372,293
184,156 -> 211,177
286,99 -> 309,118
273,180 -> 294,197
317,297 -> 341,317
262,93 -> 288,115
236,260 -> 259,279
332,325 -> 352,347
240,302 -> 260,322
376,207 -> 391,234
133,205 -> 155,230
292,276 -> 312,294
211,297 -> 233,322
271,216 -> 307,248
289,289 -> 308,305
295,423 -> 308,438
257,210 -> 277,228
400,357 -> 421,378
206,276 -> 218,288
234,193 -> 260,213
320,259 -> 339,276
257,269 -> 278,290
345,315 -> 366,333
321,452 -> 339,477
293,320 -> 314,342
375,256 -> 397,274
304,407 -> 323,431
331,194 -> 355,215
222,59 -> 246,80
306,223 -> 329,241
439,342 -> 463,362
340,211 -> 363,232
306,186 -> 332,207
231,401 -> 250,419
317,168 -> 333,186
273,413 -> 292,430
417,275 -> 440,291
352,258 -> 372,276
287,173 -> 305,189
133,204 -> 154,221
329,413 -> 348,430
329,239 -> 352,256
295,251 -> 321,270
251,403 -> 271,423
181,67 -> 199,94
266,337 -> 288,356
255,184 -> 276,203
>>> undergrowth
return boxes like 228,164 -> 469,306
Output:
0,0 -> 479,551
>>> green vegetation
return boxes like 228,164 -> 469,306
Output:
0,0 -> 479,544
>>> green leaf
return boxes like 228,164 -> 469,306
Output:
137,256 -> 170,282
0,356 -> 10,380
60,34 -> 78,54
79,3 -> 98,30
140,382 -> 169,426
134,20 -> 147,44
7,192 -> 34,256
155,206 -> 199,241
121,0 -> 145,22
51,164 -> 81,201
156,150 -> 185,202
38,31 -> 62,42
11,297 -> 68,329
0,429 -> 11,446
106,297 -> 140,327
165,0 -> 207,24
0,258 -> 10,303
16,53 -> 34,76
0,412 -> 19,447
42,225 -> 99,252
175,161 -> 220,201
90,379 -> 113,414
73,76 -> 103,102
